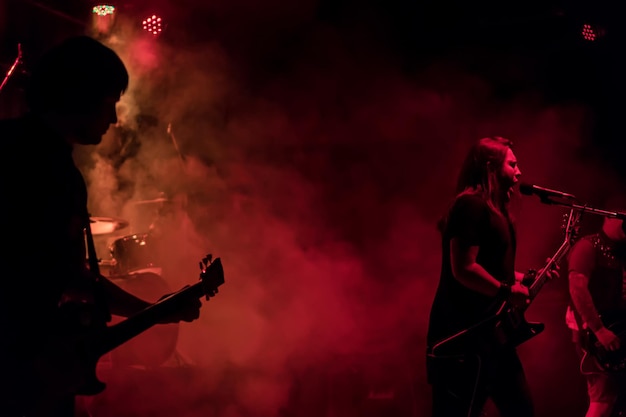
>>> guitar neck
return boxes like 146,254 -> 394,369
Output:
527,239 -> 571,302
92,282 -> 206,357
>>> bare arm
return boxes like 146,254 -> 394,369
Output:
567,239 -> 604,332
450,239 -> 502,296
568,270 -> 603,332
565,237 -> 621,350
570,266 -> 621,351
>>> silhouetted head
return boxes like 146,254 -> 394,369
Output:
25,36 -> 129,145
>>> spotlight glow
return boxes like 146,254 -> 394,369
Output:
142,15 -> 163,36
581,23 -> 605,42
92,5 -> 115,16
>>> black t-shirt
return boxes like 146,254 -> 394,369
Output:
0,114 -> 90,353
427,193 -> 517,346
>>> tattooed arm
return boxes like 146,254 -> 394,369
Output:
568,238 -> 621,351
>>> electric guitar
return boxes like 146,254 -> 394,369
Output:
430,208 -> 581,357
34,255 -> 224,413
581,310 -> 626,373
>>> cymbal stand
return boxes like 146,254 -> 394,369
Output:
0,44 -> 23,94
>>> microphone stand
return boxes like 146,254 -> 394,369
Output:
541,196 -> 626,220
0,44 -> 23,94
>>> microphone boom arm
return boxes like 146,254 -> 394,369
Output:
538,197 -> 626,220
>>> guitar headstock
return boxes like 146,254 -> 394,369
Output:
199,254 -> 225,301
561,208 -> 582,244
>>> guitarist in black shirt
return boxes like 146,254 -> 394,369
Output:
0,36 -> 207,417
426,137 -> 559,417
566,199 -> 626,417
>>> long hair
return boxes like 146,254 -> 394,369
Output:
437,136 -> 513,234
455,136 -> 513,217
25,36 -> 129,114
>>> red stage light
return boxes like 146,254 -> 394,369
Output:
581,23 -> 605,42
142,15 -> 163,36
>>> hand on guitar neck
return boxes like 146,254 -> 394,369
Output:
154,255 -> 219,324
505,258 -> 560,309
516,257 -> 560,301
156,285 -> 210,324
501,281 -> 530,309
534,257 -> 561,282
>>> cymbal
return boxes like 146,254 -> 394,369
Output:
89,216 -> 129,235
130,197 -> 171,205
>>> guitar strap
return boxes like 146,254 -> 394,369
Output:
570,304 -> 588,344
84,212 -> 112,323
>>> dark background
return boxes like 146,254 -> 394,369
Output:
1,1 -> 625,416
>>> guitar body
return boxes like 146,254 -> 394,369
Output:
583,310 -> 626,373
426,304 -> 546,411
41,300 -> 109,397
76,366 -> 107,395
431,300 -> 545,358
39,256 -> 224,404
494,306 -> 545,347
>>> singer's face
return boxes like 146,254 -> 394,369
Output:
500,148 -> 522,197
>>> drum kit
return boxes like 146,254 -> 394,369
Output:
89,217 -> 161,278
88,195 -> 175,275
88,196 -> 181,369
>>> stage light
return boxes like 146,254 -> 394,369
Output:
581,24 -> 605,42
92,5 -> 115,16
142,15 -> 163,36
91,4 -> 116,36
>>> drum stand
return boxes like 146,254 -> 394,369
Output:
166,348 -> 196,368
0,44 -> 22,95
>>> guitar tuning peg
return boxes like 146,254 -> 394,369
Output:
199,261 -> 204,271
203,254 -> 213,264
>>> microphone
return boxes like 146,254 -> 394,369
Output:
519,183 -> 576,200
